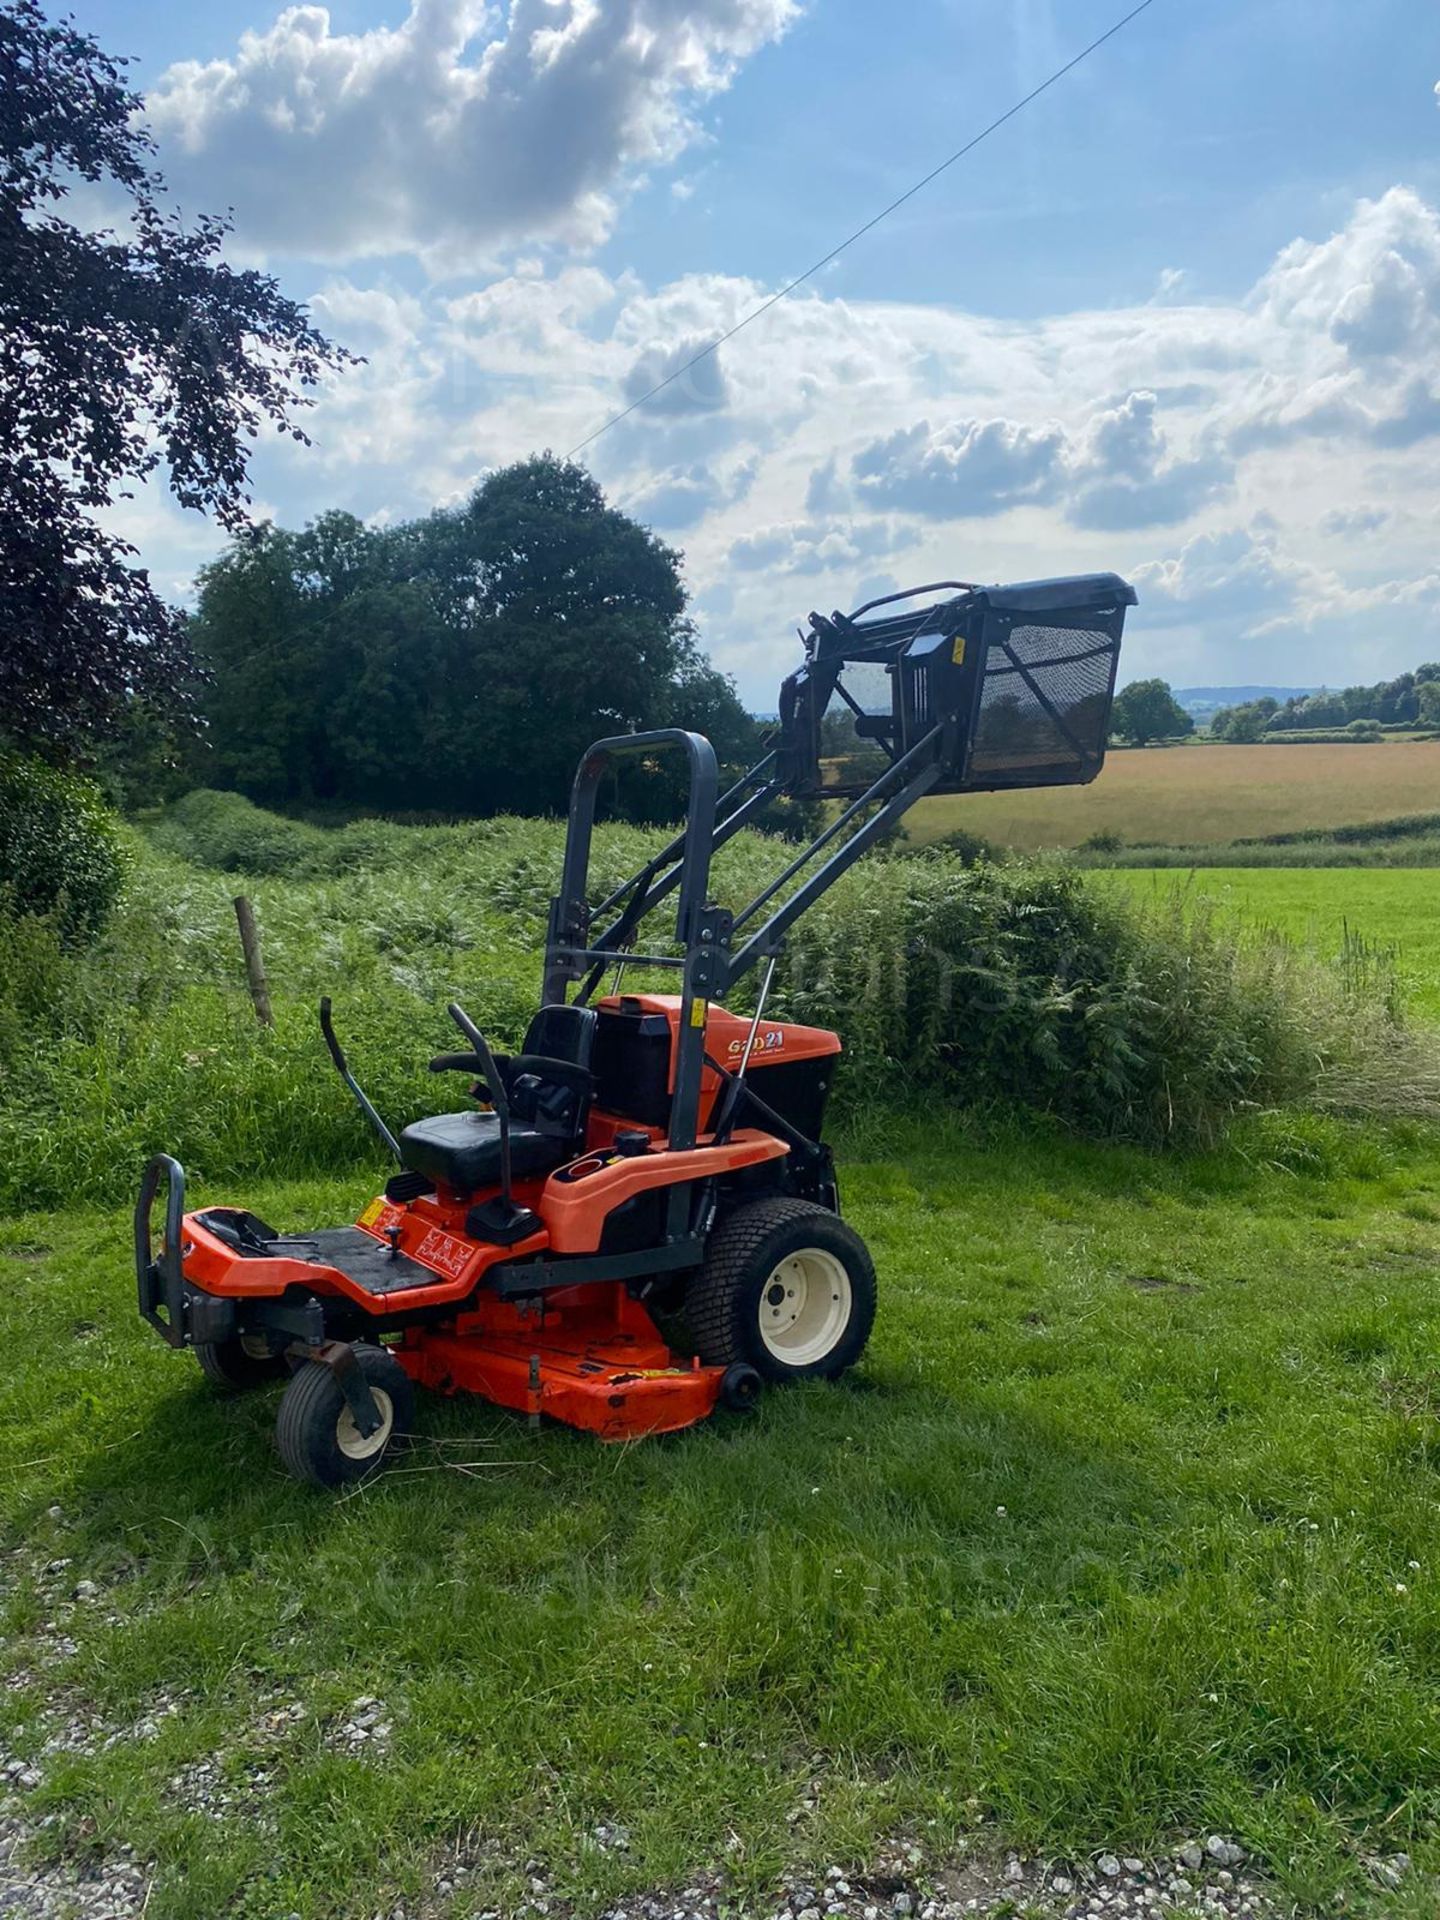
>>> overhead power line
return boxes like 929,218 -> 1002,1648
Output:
566,0 -> 1161,461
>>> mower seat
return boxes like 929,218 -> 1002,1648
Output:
398,1111 -> 566,1195
399,1005 -> 600,1197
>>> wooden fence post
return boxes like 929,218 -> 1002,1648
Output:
232,895 -> 274,1028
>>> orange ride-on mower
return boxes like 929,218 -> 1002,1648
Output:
136,573 -> 1135,1486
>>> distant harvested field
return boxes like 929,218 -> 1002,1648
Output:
906,740 -> 1440,848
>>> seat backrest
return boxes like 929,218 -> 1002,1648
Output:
508,1004 -> 598,1145
521,1003 -> 597,1070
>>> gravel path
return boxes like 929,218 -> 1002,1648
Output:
0,1537 -> 1419,1919
0,1782 -> 1421,1920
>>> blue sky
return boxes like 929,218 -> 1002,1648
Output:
78,0 -> 1440,703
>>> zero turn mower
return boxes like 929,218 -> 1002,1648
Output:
137,573 -> 1135,1485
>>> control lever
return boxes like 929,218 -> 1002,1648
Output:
447,1002 -> 537,1246
319,998 -> 401,1163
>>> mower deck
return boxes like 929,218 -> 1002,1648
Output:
399,1285 -> 725,1440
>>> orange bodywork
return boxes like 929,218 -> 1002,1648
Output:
397,1285 -> 723,1439
171,1002 -> 841,1440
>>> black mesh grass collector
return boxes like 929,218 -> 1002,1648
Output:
778,573 -> 1137,800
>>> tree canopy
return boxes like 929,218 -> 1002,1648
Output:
0,0 -> 353,758
1212,663 -> 1440,741
1110,679 -> 1194,747
192,456 -> 763,820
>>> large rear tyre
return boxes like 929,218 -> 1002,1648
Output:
195,1335 -> 289,1390
275,1344 -> 414,1489
688,1198 -> 876,1385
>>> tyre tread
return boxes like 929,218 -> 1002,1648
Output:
687,1197 -> 875,1380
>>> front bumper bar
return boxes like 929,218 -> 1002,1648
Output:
136,1153 -> 188,1346
135,1154 -> 324,1352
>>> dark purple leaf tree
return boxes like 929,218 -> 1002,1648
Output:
0,1 -> 356,756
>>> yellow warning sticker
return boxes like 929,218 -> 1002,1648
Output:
690,998 -> 708,1028
951,635 -> 967,666
358,1196 -> 385,1228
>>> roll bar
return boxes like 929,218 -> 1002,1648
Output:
541,572 -> 1136,1151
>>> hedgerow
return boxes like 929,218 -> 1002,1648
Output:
0,752 -> 128,942
0,798 -> 1434,1211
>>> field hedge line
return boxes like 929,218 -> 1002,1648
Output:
0,792 -> 1435,1212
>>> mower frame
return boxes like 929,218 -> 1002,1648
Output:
134,569 -> 1137,1481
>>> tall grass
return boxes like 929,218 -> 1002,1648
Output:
778,857 -> 1440,1149
0,797 -> 1436,1213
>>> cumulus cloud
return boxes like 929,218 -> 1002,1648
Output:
850,417 -> 1067,518
622,335 -> 730,416
145,0 -> 799,270
1134,520 -> 1440,687
1065,390 -> 1233,530
625,457 -> 756,529
843,392 -> 1231,531
117,177 -> 1440,701
726,517 -> 919,575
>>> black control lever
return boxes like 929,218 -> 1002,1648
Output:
447,1003 -> 517,1214
319,997 -> 401,1163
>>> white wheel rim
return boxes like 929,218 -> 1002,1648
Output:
336,1387 -> 395,1461
758,1248 -> 852,1365
239,1335 -> 272,1362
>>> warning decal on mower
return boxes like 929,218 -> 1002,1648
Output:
412,1227 -> 474,1281
357,1198 -> 404,1239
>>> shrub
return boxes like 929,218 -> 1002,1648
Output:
149,788 -> 320,875
901,826 -> 997,866
0,752 -> 127,941
776,855 -> 1440,1147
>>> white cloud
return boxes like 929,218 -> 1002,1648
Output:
145,0 -> 799,272
842,391 -> 1231,532
1133,519 -> 1440,684
726,516 -> 919,575
124,182 -> 1440,702
622,335 -> 731,416
850,417 -> 1067,518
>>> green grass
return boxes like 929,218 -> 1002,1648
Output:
1105,869 -> 1440,1022
5,1114 -> 1440,1917
5,802 -> 1440,1914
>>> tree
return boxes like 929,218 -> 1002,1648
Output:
1209,696 -> 1276,743
1111,679 -> 1195,747
0,1 -> 354,759
1418,680 -> 1440,728
193,457 -> 764,820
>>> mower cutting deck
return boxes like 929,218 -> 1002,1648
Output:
136,571 -> 1135,1486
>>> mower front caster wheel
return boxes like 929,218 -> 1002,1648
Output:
195,1335 -> 289,1391
275,1344 -> 414,1489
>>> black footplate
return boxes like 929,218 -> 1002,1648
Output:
304,1227 -> 441,1296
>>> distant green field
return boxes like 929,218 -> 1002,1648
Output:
1105,868 -> 1440,1020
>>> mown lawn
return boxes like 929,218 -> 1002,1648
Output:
1105,869 -> 1440,1021
905,741 -> 1440,849
5,1112 -> 1440,1919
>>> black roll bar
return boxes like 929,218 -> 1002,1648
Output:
539,569 -> 1134,1152
544,729 -> 721,1150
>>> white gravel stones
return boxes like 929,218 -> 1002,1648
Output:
332,1694 -> 393,1752
1205,1835 -> 1245,1868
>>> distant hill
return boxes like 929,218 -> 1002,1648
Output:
1175,686 -> 1319,719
